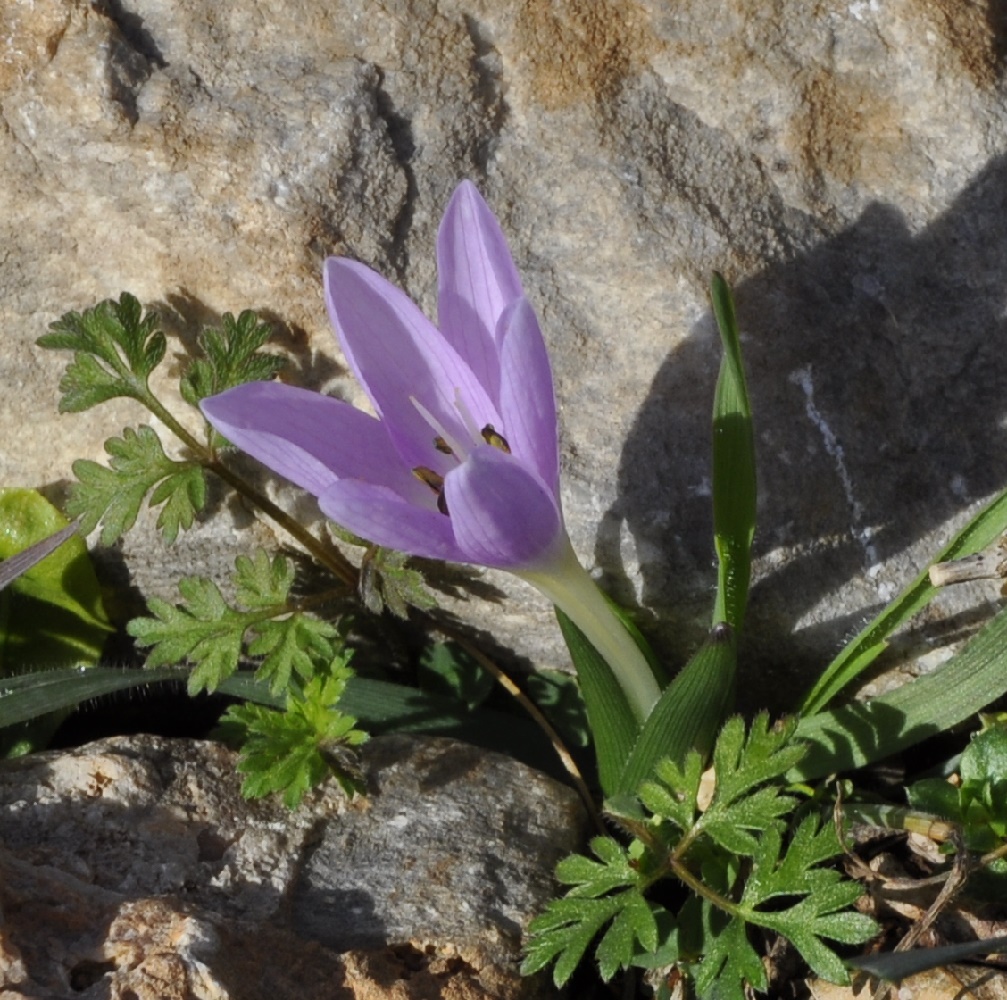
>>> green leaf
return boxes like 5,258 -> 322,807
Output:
706,714 -> 805,814
555,607 -> 638,797
248,614 -> 339,694
801,484 -> 1007,714
616,624 -> 737,796
637,751 -> 705,833
691,812 -> 875,997
522,895 -> 625,986
224,654 -> 368,806
793,603 -> 1007,780
0,489 -> 112,753
129,578 -> 246,693
418,641 -> 494,710
127,550 -> 337,696
0,668 -> 545,765
961,721 -> 1007,786
523,837 -> 650,985
637,714 -> 804,858
358,546 -> 437,618
69,425 -> 206,544
0,489 -> 112,674
710,272 -> 756,632
0,522 -> 80,593
594,893 -> 659,981
179,310 -> 286,408
693,906 -> 766,1000
232,548 -> 296,607
38,293 -> 166,411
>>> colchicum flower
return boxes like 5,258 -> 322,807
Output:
201,181 -> 661,721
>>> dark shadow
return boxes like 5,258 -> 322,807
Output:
156,289 -> 348,392
795,699 -> 934,780
602,148 -> 1007,715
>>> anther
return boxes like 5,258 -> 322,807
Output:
413,466 -> 445,492
413,466 -> 450,517
434,436 -> 455,456
481,424 -> 511,453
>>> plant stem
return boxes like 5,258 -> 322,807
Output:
442,625 -> 606,836
141,389 -> 359,589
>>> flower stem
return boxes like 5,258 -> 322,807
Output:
519,536 -> 662,723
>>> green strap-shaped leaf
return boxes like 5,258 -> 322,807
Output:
556,608 -> 637,796
793,603 -> 1007,780
615,625 -> 736,795
801,485 -> 1007,714
710,272 -> 756,631
0,668 -> 564,775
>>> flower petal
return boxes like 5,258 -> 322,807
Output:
318,480 -> 464,562
444,445 -> 563,570
498,297 -> 560,499
437,180 -> 524,404
201,381 -> 428,504
324,258 -> 501,471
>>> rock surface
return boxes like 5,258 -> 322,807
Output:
0,733 -> 583,998
5,0 -> 1007,702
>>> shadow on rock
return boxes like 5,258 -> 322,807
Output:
601,153 -> 1007,714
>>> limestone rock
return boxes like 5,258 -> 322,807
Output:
5,0 -> 1007,702
0,733 -> 583,998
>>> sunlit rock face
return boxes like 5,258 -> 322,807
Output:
6,0 -> 1007,705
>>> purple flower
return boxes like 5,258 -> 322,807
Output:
202,182 -> 660,719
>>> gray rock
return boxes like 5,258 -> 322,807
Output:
5,0 -> 1007,703
0,733 -> 584,998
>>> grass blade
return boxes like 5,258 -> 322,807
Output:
793,603 -> 1007,779
801,487 -> 1007,714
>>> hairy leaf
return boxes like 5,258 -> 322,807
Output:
223,655 -> 367,806
38,293 -> 166,411
128,550 -> 339,695
69,426 -> 206,544
180,310 -> 286,408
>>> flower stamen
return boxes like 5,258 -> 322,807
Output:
481,424 -> 511,454
410,395 -> 466,459
453,388 -> 483,447
412,465 -> 450,516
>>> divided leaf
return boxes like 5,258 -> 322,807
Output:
523,837 -> 654,986
38,293 -> 166,411
180,310 -> 286,408
640,714 -> 805,856
528,715 -> 876,998
68,425 -> 206,544
359,546 -> 437,618
224,654 -> 368,806
128,550 -> 340,695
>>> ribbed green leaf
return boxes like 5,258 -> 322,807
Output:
710,272 -> 756,631
556,607 -> 638,796
615,624 -> 736,795
801,485 -> 1007,714
794,603 -> 1007,780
